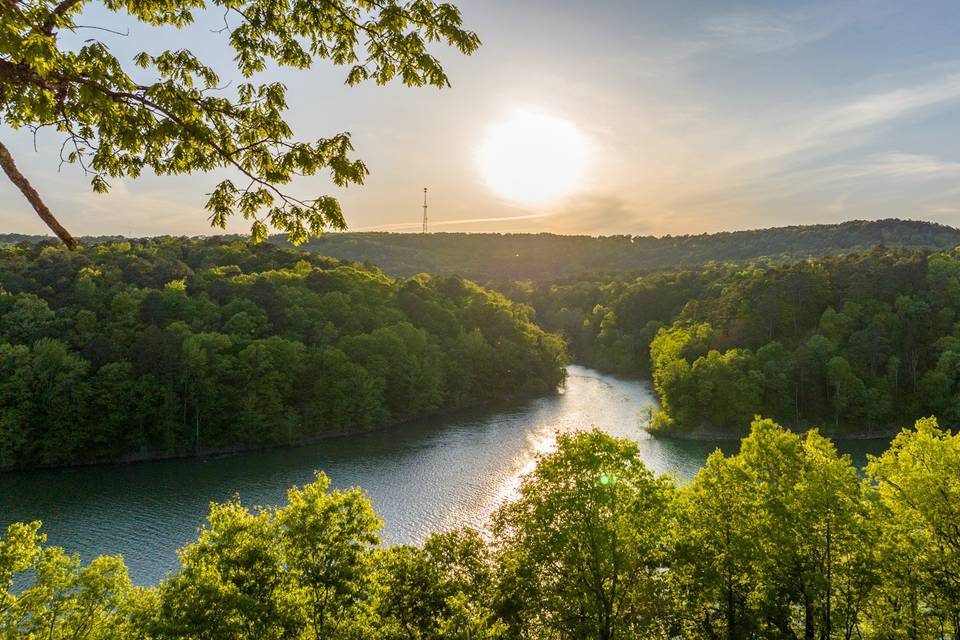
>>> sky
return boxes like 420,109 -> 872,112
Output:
5,0 -> 960,238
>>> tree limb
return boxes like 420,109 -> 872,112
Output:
40,0 -> 85,34
0,140 -> 78,250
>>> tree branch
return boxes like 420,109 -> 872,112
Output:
40,0 -> 85,34
0,0 -> 24,19
0,140 -> 78,250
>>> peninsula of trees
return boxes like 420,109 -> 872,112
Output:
4,418 -> 959,639
526,246 -> 960,436
0,238 -> 566,469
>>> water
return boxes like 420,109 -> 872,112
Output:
0,366 -> 888,585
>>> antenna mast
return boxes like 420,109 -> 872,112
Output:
422,187 -> 428,233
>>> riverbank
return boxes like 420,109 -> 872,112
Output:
650,424 -> 901,442
1,384 -> 562,474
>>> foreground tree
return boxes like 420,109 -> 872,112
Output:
867,417 -> 960,639
673,419 -> 875,640
373,530 -> 504,640
492,429 -> 675,640
278,472 -> 382,640
0,521 -> 133,640
151,473 -> 384,640
0,0 -> 480,248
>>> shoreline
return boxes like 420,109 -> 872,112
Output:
1,385 -> 560,474
650,426 -> 901,443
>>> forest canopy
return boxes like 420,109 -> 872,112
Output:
522,245 -> 960,436
7,229 -> 960,439
0,237 -> 565,469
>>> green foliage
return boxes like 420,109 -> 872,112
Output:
1,0 -> 479,243
0,238 -> 566,469
0,521 -> 133,640
534,247 -> 960,435
492,430 -> 675,639
866,417 -> 960,638
674,419 -> 875,638
374,530 -> 504,639
279,473 -> 381,640
4,419 -> 960,639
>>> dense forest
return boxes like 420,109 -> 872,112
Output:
520,247 -> 960,436
7,229 -> 960,440
273,218 -> 960,281
4,418 -> 960,639
0,238 -> 566,469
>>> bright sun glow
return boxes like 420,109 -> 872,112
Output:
478,110 -> 588,204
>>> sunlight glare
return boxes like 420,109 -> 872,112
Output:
477,110 -> 588,204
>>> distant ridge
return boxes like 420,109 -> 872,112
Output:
279,218 -> 960,281
4,218 -> 959,281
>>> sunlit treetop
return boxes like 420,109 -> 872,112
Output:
0,0 -> 480,248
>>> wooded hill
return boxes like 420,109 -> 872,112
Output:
5,218 -> 959,282
0,238 -> 566,469
278,218 -> 960,281
515,246 -> 960,436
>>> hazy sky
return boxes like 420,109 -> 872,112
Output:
5,0 -> 960,237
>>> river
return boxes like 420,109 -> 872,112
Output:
0,365 -> 888,585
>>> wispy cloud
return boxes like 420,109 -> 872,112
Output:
709,71 -> 960,182
351,212 -> 550,232
547,194 -> 648,235
831,152 -> 960,180
818,75 -> 960,136
702,8 -> 845,55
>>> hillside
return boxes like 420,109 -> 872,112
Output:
275,218 -> 960,281
5,219 -> 959,282
515,245 -> 960,437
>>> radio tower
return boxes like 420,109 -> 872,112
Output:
421,187 -> 428,233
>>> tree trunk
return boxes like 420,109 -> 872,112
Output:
727,572 -> 737,639
0,140 -> 77,250
195,403 -> 201,455
825,518 -> 832,640
804,589 -> 815,640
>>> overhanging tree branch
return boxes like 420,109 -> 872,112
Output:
0,140 -> 78,250
0,0 -> 479,248
39,0 -> 85,34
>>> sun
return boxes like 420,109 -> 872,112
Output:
477,110 -> 588,204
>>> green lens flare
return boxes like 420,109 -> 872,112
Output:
600,474 -> 609,485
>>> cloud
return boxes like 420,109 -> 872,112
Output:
818,75 -> 960,136
702,71 -> 960,188
825,192 -> 849,214
351,212 -> 550,232
755,73 -> 960,168
759,153 -> 960,194
830,153 -> 960,180
702,8 -> 844,54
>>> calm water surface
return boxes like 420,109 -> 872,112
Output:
0,365 -> 887,585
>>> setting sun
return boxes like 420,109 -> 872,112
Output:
477,110 -> 588,204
